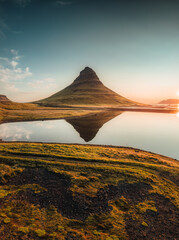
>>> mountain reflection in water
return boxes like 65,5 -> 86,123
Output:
0,111 -> 179,159
66,111 -> 122,142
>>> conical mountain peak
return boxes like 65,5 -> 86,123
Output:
35,67 -> 139,107
80,67 -> 96,75
73,66 -> 100,84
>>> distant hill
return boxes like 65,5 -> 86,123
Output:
35,67 -> 141,107
0,95 -> 11,103
0,95 -> 36,123
0,94 -> 37,110
159,99 -> 179,104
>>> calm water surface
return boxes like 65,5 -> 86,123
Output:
0,111 -> 179,160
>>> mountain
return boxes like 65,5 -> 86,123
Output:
35,67 -> 140,107
159,99 -> 179,104
66,110 -> 122,142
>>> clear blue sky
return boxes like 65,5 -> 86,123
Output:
0,0 -> 179,103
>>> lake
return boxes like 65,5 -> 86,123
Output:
0,111 -> 179,160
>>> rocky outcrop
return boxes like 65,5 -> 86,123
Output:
0,95 -> 10,102
73,67 -> 102,85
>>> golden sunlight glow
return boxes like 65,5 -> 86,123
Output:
177,104 -> 179,117
177,90 -> 179,97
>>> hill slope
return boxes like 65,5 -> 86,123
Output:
0,95 -> 37,110
35,67 -> 140,107
0,142 -> 178,239
0,95 -> 40,123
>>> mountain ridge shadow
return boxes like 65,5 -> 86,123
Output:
66,110 -> 123,142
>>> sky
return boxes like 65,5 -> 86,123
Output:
0,0 -> 179,104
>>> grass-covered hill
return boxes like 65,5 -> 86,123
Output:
0,95 -> 40,123
35,67 -> 141,107
0,142 -> 178,239
0,95 -> 38,111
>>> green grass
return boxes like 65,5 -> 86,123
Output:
0,143 -> 178,239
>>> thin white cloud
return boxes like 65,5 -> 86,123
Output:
55,1 -> 74,6
0,49 -> 58,102
10,49 -> 21,60
10,49 -> 18,55
11,60 -> 18,68
0,50 -> 32,93
0,57 -> 9,63
28,77 -> 57,89
34,122 -> 54,129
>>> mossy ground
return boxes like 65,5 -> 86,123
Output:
0,143 -> 179,239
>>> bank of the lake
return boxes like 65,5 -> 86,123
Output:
0,104 -> 104,124
0,100 -> 178,124
0,142 -> 179,239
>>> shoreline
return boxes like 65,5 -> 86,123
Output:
0,106 -> 178,124
0,141 -> 178,162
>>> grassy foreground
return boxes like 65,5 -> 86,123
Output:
0,143 -> 179,240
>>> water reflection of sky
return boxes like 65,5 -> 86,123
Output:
0,124 -> 32,141
0,120 -> 85,143
0,112 -> 179,160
